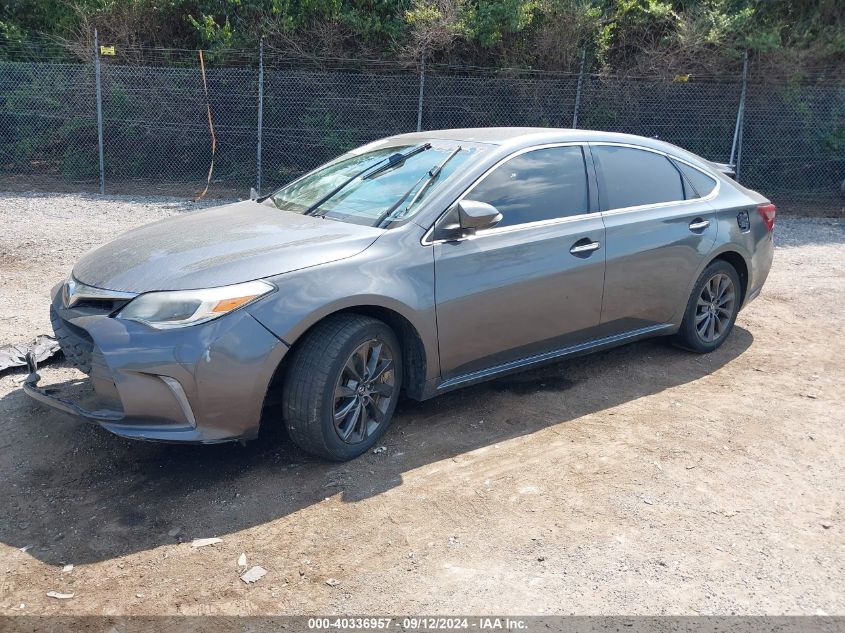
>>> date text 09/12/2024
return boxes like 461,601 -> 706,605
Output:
307,617 -> 528,630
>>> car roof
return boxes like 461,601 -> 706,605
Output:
388,127 -> 556,144
385,127 -> 720,175
388,127 -> 664,147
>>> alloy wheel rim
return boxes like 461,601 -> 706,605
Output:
695,272 -> 736,343
333,338 -> 395,444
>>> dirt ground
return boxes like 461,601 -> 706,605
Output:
0,193 -> 843,616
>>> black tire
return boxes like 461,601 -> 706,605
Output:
673,260 -> 741,353
282,314 -> 403,461
50,306 -> 93,373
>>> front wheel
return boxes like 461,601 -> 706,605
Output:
673,260 -> 741,353
282,314 -> 402,461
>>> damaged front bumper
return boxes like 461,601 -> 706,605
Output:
22,288 -> 289,444
24,352 -> 123,423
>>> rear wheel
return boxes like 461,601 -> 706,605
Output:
674,260 -> 741,353
282,314 -> 402,461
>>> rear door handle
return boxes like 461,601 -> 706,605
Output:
570,240 -> 601,255
689,219 -> 711,231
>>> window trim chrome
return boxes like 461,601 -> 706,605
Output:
422,140 -> 722,245
422,141 -> 594,246
588,142 -> 721,217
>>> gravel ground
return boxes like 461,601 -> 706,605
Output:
0,192 -> 225,345
0,192 -> 843,615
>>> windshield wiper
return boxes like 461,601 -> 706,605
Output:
304,143 -> 431,216
373,146 -> 462,228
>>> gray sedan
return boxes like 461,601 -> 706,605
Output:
25,128 -> 775,461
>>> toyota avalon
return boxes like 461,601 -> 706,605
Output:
24,128 -> 775,461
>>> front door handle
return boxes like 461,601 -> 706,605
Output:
570,240 -> 601,255
689,218 -> 711,232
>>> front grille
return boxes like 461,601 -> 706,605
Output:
50,306 -> 94,346
62,278 -> 137,315
50,307 -> 121,406
50,305 -> 95,373
70,298 -> 131,314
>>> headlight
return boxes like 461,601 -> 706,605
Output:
117,280 -> 275,329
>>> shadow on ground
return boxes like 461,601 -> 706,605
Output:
0,328 -> 752,565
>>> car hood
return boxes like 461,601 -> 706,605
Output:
72,200 -> 383,292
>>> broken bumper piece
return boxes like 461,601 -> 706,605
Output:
22,349 -> 250,444
23,351 -> 122,423
22,295 -> 289,444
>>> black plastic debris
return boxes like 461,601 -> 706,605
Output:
0,335 -> 61,374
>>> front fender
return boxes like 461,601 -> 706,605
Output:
247,225 -> 439,381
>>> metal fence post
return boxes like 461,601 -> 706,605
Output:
730,50 -> 748,182
93,29 -> 105,194
572,47 -> 586,129
256,37 -> 264,194
416,49 -> 426,132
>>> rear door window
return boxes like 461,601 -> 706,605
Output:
467,146 -> 589,228
592,145 -> 685,210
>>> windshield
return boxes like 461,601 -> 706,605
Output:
270,141 -> 481,227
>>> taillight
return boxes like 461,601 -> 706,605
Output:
757,203 -> 776,231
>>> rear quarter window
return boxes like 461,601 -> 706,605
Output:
673,160 -> 719,199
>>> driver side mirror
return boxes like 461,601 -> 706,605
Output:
458,200 -> 503,231
432,200 -> 502,241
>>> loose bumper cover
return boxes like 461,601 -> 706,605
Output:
23,287 -> 289,443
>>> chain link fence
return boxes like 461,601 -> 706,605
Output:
0,38 -> 842,214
